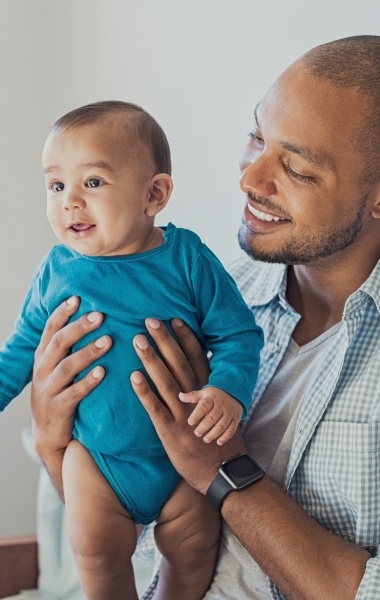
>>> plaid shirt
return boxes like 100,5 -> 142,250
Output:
232,254 -> 380,600
141,255 -> 380,600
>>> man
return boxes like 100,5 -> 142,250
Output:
32,35 -> 380,599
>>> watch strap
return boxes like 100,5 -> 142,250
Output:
207,471 -> 236,512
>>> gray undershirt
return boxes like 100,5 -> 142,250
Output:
203,322 -> 342,600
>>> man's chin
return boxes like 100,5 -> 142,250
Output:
237,230 -> 287,264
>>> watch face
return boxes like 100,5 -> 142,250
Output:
223,455 -> 263,487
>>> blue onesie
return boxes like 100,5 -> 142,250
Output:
0,223 -> 263,523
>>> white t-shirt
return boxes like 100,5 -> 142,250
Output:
203,323 -> 342,600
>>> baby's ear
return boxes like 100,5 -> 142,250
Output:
145,173 -> 173,216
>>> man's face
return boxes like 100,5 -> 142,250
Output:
43,123 -> 156,257
238,62 -> 377,265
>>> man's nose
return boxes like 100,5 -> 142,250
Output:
239,152 -> 277,198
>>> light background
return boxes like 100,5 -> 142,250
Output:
0,0 -> 379,535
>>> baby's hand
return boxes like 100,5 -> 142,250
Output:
179,387 -> 243,445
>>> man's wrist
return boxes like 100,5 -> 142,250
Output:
206,454 -> 265,512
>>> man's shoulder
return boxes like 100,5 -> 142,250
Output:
227,254 -> 286,307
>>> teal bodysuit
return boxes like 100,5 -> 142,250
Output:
0,224 -> 263,523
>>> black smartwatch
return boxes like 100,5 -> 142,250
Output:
206,454 -> 265,512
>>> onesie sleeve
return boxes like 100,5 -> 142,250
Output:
0,256 -> 49,411
191,243 -> 264,417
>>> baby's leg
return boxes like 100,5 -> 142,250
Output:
153,480 -> 220,600
62,440 -> 138,600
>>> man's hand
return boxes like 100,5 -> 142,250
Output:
31,296 -> 112,496
131,318 -> 246,495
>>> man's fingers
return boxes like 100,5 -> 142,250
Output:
48,312 -> 105,363
50,335 -> 112,389
144,319 -> 203,392
58,365 -> 106,411
37,297 -> 80,355
133,334 -> 190,419
171,318 -> 210,386
131,370 -> 173,424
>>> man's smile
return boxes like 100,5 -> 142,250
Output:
247,204 -> 287,223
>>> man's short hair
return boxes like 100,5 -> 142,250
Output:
52,100 -> 172,176
302,35 -> 380,181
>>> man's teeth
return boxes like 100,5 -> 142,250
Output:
248,205 -> 285,222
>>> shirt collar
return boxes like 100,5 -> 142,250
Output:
237,259 -> 288,308
344,259 -> 380,316
232,256 -> 380,315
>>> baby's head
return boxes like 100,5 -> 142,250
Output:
42,101 -> 173,257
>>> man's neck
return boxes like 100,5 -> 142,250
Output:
286,250 -> 379,346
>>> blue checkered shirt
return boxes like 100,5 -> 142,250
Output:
141,254 -> 380,600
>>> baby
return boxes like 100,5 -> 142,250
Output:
0,101 -> 263,599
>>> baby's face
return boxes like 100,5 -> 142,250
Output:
42,123 -> 157,256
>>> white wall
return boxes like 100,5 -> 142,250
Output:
0,0 -> 379,535
0,0 -> 52,536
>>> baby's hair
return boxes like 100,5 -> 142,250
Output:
52,100 -> 171,176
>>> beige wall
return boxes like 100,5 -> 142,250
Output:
0,0 -> 379,535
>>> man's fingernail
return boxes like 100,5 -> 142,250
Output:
87,311 -> 101,323
135,335 -> 149,350
95,335 -> 108,348
146,318 -> 161,329
172,318 -> 184,327
92,366 -> 103,379
66,296 -> 78,306
131,371 -> 143,384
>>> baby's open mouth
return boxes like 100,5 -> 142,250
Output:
69,223 -> 95,231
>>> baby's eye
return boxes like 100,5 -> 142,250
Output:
52,181 -> 64,192
87,178 -> 102,188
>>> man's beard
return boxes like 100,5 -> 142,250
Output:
238,192 -> 368,265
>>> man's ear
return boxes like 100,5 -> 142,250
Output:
145,173 -> 173,217
371,180 -> 380,219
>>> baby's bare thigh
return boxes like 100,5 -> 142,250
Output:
63,440 -> 137,551
155,479 -> 220,556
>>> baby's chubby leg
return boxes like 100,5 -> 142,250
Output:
62,440 -> 139,600
153,479 -> 220,600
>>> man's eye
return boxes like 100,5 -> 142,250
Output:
52,182 -> 64,192
87,178 -> 101,188
285,164 -> 314,183
248,131 -> 264,144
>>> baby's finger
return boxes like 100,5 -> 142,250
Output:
201,416 -> 234,443
215,420 -> 239,446
179,390 -> 202,404
193,407 -> 223,437
187,397 -> 215,426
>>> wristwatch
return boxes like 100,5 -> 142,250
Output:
206,454 -> 265,512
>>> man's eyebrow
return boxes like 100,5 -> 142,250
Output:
254,104 -> 260,126
280,142 -> 332,170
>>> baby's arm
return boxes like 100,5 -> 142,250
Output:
179,387 -> 243,445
